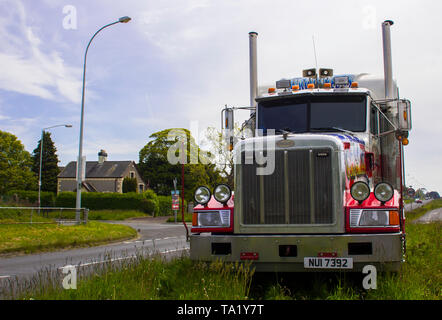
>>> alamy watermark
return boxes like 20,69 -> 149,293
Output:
361,5 -> 377,30
62,5 -> 77,30
166,124 -> 276,176
362,264 -> 377,290
62,265 -> 77,289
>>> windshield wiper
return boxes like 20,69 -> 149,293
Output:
275,127 -> 297,134
274,128 -> 298,139
310,127 -> 355,135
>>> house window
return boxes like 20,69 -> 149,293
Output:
130,171 -> 135,179
138,184 -> 144,193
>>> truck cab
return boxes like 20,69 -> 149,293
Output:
189,22 -> 411,272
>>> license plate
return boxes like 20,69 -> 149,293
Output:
304,257 -> 353,269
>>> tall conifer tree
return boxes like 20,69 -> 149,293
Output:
32,132 -> 60,193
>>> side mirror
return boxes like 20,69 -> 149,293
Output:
222,107 -> 235,151
397,99 -> 412,131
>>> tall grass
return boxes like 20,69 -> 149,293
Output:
7,253 -> 254,300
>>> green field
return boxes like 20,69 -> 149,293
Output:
0,221 -> 137,255
6,200 -> 441,300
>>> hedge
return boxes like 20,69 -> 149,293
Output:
55,191 -> 159,216
6,190 -> 56,207
2,190 -> 166,217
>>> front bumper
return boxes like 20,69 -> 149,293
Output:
190,233 -> 404,272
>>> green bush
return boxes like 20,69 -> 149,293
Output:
158,195 -> 172,216
54,191 -> 160,215
122,177 -> 137,193
142,190 -> 159,216
6,190 -> 55,207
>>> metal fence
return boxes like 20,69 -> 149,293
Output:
0,207 -> 89,225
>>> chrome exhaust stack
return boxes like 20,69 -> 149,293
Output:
382,20 -> 394,100
249,31 -> 258,115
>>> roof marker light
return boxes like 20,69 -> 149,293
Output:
276,79 -> 291,89
351,82 -> 359,88
292,85 -> 299,91
307,83 -> 315,89
268,88 -> 276,94
334,76 -> 349,87
323,83 -> 331,89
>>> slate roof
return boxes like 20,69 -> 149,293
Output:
58,161 -> 133,178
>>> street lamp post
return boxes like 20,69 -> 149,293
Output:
38,124 -> 72,208
75,16 -> 131,223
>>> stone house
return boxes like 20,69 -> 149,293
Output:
57,150 -> 146,194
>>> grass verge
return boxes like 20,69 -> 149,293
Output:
88,210 -> 149,220
0,221 -> 137,255
166,213 -> 192,223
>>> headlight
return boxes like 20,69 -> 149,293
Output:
213,184 -> 232,204
197,210 -> 230,227
194,186 -> 211,205
374,182 -> 394,203
350,181 -> 370,202
359,210 -> 388,226
350,209 -> 400,227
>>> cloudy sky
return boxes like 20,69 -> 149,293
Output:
0,0 -> 441,192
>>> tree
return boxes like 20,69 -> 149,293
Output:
202,126 -> 235,187
0,130 -> 37,194
201,124 -> 249,187
428,191 -> 440,199
122,177 -> 137,193
138,128 -> 224,201
32,131 -> 60,193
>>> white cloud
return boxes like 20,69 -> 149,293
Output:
0,0 -> 82,103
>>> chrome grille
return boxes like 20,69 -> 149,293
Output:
241,148 -> 334,225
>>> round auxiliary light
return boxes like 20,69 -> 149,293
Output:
350,181 -> 370,202
374,182 -> 394,203
194,186 -> 211,205
213,184 -> 232,204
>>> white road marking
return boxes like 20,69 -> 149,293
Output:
56,245 -> 189,269
0,275 -> 12,279
123,236 -> 185,244
160,248 -> 189,254
57,255 -> 138,269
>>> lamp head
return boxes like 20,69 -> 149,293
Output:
119,16 -> 131,23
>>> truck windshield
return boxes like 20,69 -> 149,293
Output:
258,94 -> 367,133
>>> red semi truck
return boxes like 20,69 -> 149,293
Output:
189,20 -> 412,272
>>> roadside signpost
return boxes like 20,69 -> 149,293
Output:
407,187 -> 415,210
172,179 -> 180,223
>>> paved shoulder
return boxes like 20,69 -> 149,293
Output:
411,208 -> 442,224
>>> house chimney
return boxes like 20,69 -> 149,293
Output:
98,149 -> 108,164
